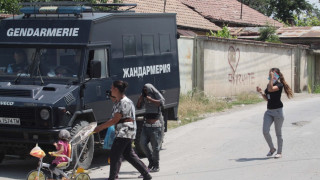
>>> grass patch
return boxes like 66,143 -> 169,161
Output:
167,91 -> 263,129
314,84 -> 320,94
231,92 -> 264,105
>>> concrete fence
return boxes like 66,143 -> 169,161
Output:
178,36 -> 313,96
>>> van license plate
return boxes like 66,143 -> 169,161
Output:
0,117 -> 20,125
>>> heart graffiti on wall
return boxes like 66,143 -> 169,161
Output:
228,46 -> 240,74
228,46 -> 255,85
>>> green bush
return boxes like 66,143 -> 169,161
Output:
207,25 -> 237,39
256,24 -> 281,43
314,84 -> 320,94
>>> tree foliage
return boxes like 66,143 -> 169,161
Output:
238,0 -> 317,23
256,24 -> 280,43
237,0 -> 270,15
294,13 -> 320,26
207,26 -> 237,39
268,0 -> 313,23
0,0 -> 20,14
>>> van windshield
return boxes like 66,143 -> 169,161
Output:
0,47 -> 82,79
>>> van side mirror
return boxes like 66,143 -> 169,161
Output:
90,60 -> 101,78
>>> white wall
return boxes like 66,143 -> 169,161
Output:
178,36 -> 311,97
203,40 -> 294,96
178,37 -> 194,94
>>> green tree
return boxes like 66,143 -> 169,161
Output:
237,0 -> 270,15
0,0 -> 20,14
207,26 -> 237,39
238,0 -> 316,23
294,13 -> 320,26
256,24 -> 281,43
268,0 -> 313,23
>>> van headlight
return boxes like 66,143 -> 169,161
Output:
40,109 -> 50,120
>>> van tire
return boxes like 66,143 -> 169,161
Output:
70,120 -> 94,169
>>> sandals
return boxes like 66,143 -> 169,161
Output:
266,148 -> 276,156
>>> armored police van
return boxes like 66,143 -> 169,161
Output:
0,2 -> 180,168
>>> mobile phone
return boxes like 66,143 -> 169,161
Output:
268,72 -> 280,80
274,72 -> 280,80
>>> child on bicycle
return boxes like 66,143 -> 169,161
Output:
49,129 -> 71,178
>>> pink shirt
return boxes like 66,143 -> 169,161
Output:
52,140 -> 69,165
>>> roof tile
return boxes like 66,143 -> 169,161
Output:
122,0 -> 221,31
180,0 -> 283,27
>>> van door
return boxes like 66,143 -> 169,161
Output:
83,47 -> 113,123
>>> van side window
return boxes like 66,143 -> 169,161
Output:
123,35 -> 136,56
92,49 -> 108,78
142,35 -> 154,55
159,34 -> 171,53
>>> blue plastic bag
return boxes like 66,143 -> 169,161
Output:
103,125 -> 115,149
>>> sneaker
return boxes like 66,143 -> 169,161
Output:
150,167 -> 160,172
266,148 -> 276,156
274,154 -> 282,159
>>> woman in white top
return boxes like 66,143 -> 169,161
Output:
94,80 -> 151,180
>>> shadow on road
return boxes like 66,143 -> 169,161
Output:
235,157 -> 272,162
90,171 -> 139,180
0,157 -> 38,179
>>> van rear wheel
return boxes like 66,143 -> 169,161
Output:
70,120 -> 94,169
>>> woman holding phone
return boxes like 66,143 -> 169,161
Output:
256,68 -> 293,158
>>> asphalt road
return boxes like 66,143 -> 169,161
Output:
1,93 -> 320,180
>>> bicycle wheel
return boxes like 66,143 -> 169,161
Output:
26,169 -> 47,180
75,173 -> 90,180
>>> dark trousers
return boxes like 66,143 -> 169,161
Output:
109,138 -> 148,180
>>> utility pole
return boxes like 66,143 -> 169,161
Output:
240,0 -> 243,19
164,0 -> 167,13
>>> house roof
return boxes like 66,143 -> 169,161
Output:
277,26 -> 320,38
180,0 -> 283,28
122,0 -> 221,31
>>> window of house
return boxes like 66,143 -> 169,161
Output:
142,35 -> 154,55
123,35 -> 136,56
159,34 -> 171,53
